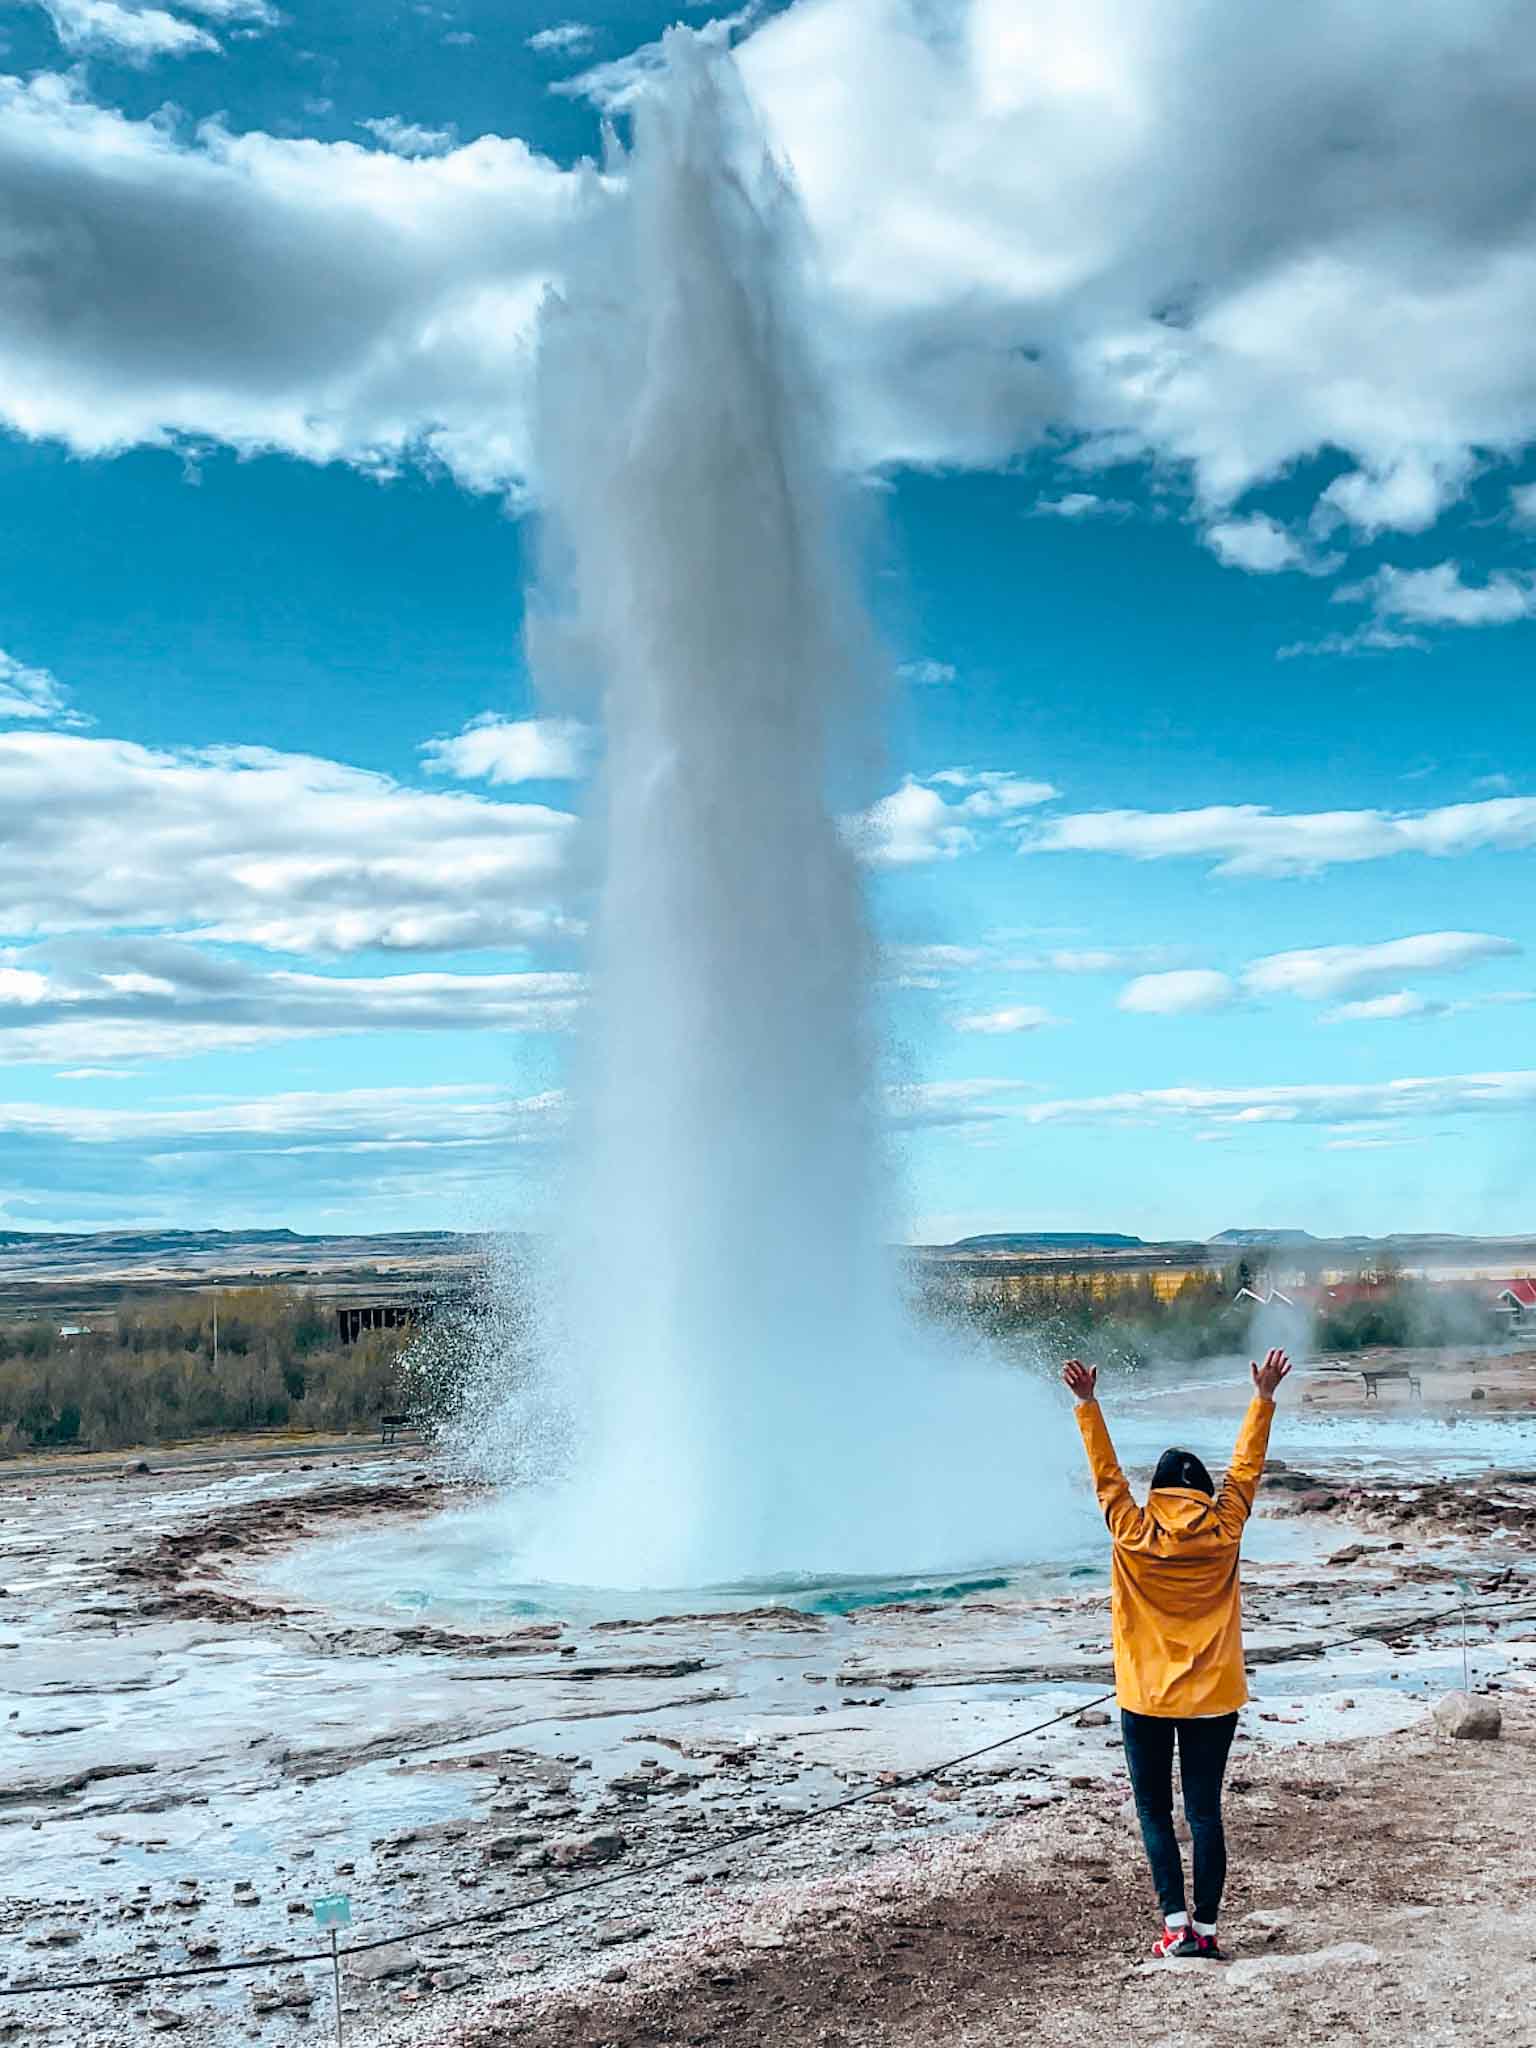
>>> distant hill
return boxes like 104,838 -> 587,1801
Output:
1209,1229 -> 1320,1247
950,1232 -> 1145,1252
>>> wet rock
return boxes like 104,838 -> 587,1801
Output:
547,1831 -> 627,1869
145,2010 -> 185,2032
1431,1691 -> 1501,1740
348,1944 -> 421,1983
610,1769 -> 694,1798
252,1975 -> 314,2014
1075,1710 -> 1112,1728
486,1832 -> 545,1859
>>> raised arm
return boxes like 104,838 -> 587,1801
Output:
1214,1348 -> 1290,1539
1063,1360 -> 1147,1546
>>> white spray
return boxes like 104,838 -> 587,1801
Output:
500,33 -> 1075,1589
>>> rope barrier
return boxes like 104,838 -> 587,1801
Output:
4,1583 -> 1533,2004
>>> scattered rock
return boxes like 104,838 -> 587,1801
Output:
1075,1710 -> 1112,1729
1239,1907 -> 1295,1946
594,1921 -> 652,1948
1431,1691 -> 1502,1740
486,1834 -> 544,1859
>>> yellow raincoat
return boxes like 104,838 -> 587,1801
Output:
1075,1395 -> 1276,1717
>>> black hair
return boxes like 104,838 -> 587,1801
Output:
1152,1447 -> 1215,1495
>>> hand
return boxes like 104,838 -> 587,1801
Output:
1062,1359 -> 1098,1404
1251,1349 -> 1292,1401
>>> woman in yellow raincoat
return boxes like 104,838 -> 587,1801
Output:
1064,1348 -> 1292,1959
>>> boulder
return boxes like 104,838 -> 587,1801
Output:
1431,1691 -> 1501,1740
547,1831 -> 628,1869
348,1945 -> 421,1983
1075,1710 -> 1112,1729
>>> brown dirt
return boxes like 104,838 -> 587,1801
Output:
434,1696 -> 1536,2048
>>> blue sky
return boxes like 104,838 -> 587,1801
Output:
0,0 -> 1533,1241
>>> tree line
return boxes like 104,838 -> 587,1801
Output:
0,1290 -> 406,1455
917,1263 -> 1502,1367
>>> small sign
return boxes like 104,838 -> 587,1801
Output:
312,1894 -> 352,1930
1455,1577 -> 1473,1597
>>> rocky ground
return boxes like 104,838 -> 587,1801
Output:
401,1695 -> 1536,2048
1,1353 -> 1534,2046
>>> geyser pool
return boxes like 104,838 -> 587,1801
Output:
446,31 -> 1077,1588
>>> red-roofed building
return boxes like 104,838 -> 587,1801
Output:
1495,1279 -> 1536,1326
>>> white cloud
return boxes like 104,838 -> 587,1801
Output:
884,941 -> 988,975
0,945 -> 585,1063
888,1077 -> 1037,1129
175,0 -> 278,17
0,731 -> 578,953
852,778 -> 976,867
1512,482 -> 1536,526
952,1004 -> 1056,1034
1244,931 -> 1519,1001
36,0 -> 274,61
359,116 -> 459,158
1013,1069 -> 1536,1130
421,714 -> 593,784
1322,990 -> 1444,1024
1202,514 -> 1301,574
929,768 -> 1059,818
1032,492 -> 1133,520
738,0 -> 1536,507
1202,512 -> 1336,576
1276,623 -> 1429,659
1312,454 -> 1473,539
0,649 -> 83,727
39,0 -> 219,59
4,1 -> 1536,520
897,659 -> 957,685
0,71 -> 575,491
1025,796 -> 1536,877
1342,561 -> 1536,628
0,1081 -> 567,1220
527,22 -> 595,55
851,768 -> 1056,866
0,1082 -> 562,1147
1118,968 -> 1234,1016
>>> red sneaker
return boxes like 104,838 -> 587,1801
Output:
1192,1932 -> 1225,1960
1152,1924 -> 1198,1959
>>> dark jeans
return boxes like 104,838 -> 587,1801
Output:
1120,1709 -> 1239,1925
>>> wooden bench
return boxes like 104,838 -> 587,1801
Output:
1360,1367 -> 1422,1401
380,1413 -> 416,1445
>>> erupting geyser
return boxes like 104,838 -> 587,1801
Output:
475,32 -> 1072,1589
